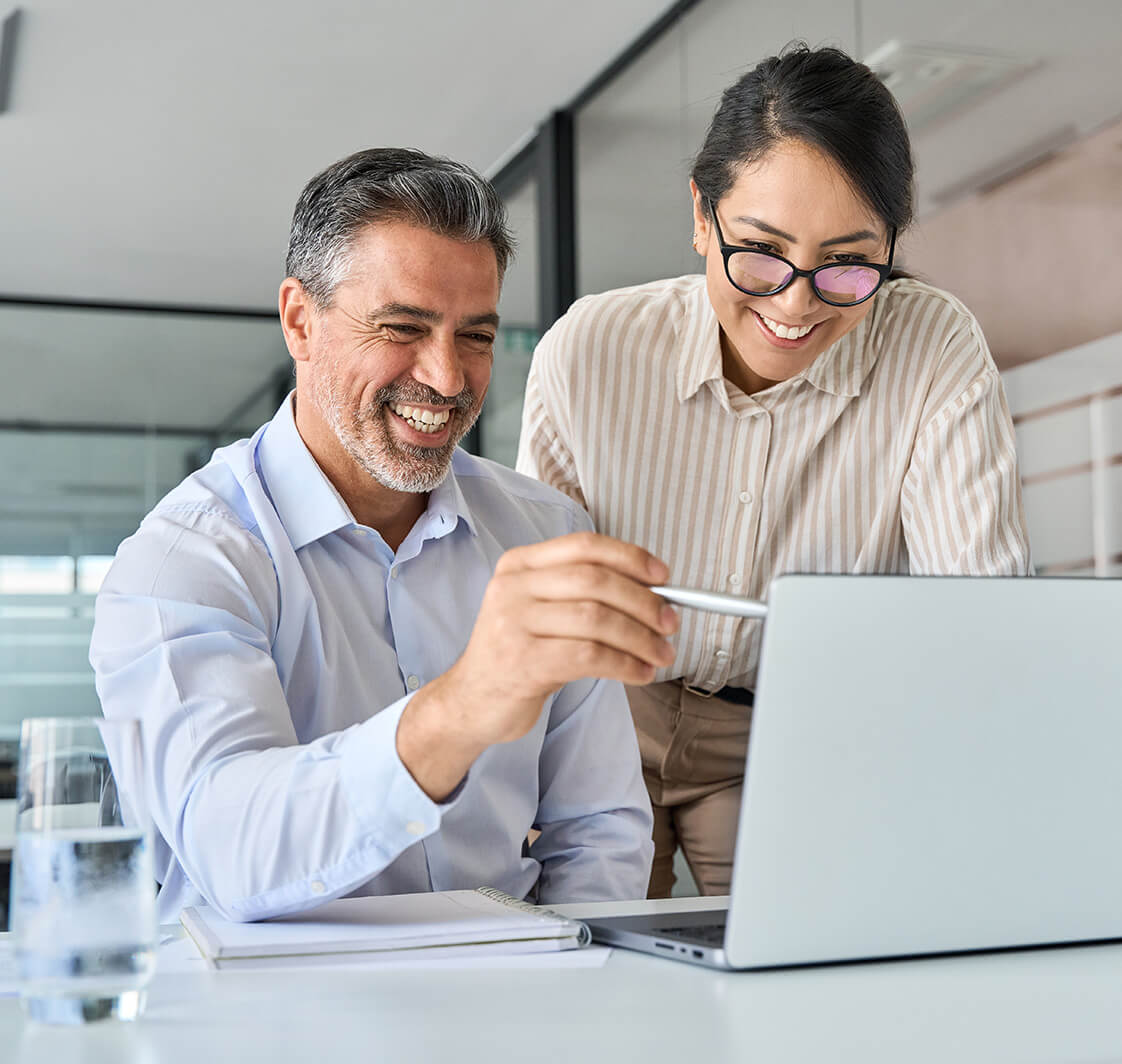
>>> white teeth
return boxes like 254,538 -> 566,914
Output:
389,403 -> 451,433
760,314 -> 814,340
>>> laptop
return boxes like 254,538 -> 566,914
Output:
586,574 -> 1122,969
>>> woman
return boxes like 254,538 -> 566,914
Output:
516,44 -> 1031,898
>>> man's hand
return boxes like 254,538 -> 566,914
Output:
397,532 -> 678,800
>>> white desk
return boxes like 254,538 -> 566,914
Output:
2,896 -> 1122,1063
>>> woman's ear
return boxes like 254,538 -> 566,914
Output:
689,179 -> 710,255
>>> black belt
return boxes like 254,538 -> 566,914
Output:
712,686 -> 755,707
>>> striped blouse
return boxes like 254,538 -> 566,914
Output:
516,275 -> 1032,693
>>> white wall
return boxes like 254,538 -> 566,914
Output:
1002,330 -> 1122,575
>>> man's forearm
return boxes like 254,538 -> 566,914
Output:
395,674 -> 492,801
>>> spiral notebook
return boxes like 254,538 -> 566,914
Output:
180,888 -> 590,970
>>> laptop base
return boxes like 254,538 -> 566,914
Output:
586,908 -> 732,970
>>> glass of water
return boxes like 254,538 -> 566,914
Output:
9,717 -> 156,1024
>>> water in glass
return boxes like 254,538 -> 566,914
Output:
9,716 -> 156,1023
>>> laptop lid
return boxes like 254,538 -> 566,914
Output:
724,574 -> 1122,968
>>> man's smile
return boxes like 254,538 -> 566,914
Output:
388,401 -> 452,435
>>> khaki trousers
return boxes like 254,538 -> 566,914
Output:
626,679 -> 753,898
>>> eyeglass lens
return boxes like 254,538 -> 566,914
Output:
726,253 -> 882,306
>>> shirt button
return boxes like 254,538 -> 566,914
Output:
728,574 -> 741,587
406,820 -> 426,837
739,491 -> 752,504
715,649 -> 729,660
390,567 -> 399,580
310,880 -> 326,894
406,675 -> 420,690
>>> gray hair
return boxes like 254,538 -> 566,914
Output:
285,147 -> 515,308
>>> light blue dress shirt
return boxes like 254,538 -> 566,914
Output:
90,395 -> 653,922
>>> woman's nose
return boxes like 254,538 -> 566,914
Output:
766,275 -> 818,320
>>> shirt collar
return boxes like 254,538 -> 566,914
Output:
422,450 -> 478,540
675,276 -> 884,402
798,304 -> 881,398
255,392 -> 477,551
255,393 -> 357,550
675,280 -> 725,403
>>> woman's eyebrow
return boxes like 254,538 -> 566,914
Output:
820,229 -> 879,247
730,216 -> 880,248
731,215 -> 796,242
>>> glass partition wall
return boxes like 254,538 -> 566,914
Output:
0,301 -> 291,740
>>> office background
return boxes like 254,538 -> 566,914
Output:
0,1 -> 1119,805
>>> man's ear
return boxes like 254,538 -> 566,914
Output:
279,277 -> 315,363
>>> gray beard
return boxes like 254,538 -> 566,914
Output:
312,363 -> 481,494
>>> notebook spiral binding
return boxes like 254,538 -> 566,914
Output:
474,886 -> 592,946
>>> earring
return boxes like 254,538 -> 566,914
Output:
692,233 -> 701,252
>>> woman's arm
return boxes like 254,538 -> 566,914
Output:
901,364 -> 1032,575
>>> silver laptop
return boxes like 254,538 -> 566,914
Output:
587,574 -> 1122,969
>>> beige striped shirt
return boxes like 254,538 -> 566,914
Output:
516,275 -> 1032,693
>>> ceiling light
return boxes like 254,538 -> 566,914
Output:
929,124 -> 1079,208
865,40 -> 1036,134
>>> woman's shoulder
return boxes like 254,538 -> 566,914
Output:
872,277 -> 993,361
550,274 -> 707,336
868,277 -> 998,385
876,277 -> 984,339
532,275 -> 707,382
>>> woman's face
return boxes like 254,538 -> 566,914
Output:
692,139 -> 893,395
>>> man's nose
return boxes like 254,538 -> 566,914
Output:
413,333 -> 466,399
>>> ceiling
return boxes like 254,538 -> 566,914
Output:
0,0 -> 676,309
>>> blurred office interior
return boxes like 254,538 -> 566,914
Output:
1,0 -> 1121,916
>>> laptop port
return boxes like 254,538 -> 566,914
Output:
655,942 -> 674,951
693,950 -> 704,959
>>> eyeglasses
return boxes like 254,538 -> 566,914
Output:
706,198 -> 896,308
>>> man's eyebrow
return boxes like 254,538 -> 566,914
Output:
460,312 -> 501,329
366,302 -> 442,323
730,216 -> 880,247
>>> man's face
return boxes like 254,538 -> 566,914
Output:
300,221 -> 500,494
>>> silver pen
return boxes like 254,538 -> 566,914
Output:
651,585 -> 768,619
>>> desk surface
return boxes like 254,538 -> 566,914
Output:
3,896 -> 1122,1064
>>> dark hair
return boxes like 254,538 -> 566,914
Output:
286,147 -> 515,308
691,43 -> 914,233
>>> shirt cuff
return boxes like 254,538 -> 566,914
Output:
338,693 -> 466,846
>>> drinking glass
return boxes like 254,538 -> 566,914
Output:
9,717 -> 156,1024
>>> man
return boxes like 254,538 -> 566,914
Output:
90,148 -> 674,922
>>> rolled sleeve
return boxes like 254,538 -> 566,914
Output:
91,509 -> 454,922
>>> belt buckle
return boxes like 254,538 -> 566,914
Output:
682,681 -> 720,700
